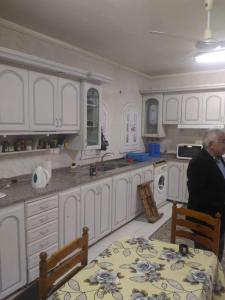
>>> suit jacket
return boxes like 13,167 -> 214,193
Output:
187,148 -> 225,233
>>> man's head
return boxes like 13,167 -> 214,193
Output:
203,129 -> 225,157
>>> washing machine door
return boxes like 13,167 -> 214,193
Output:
156,174 -> 166,193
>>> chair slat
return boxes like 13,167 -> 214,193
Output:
176,219 -> 215,238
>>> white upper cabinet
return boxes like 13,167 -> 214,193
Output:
57,78 -> 80,131
163,94 -> 181,124
202,92 -> 224,124
0,65 -> 29,131
29,72 -> 57,131
181,93 -> 203,125
0,203 -> 26,300
29,71 -> 80,131
142,94 -> 165,137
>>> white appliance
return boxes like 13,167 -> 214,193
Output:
153,162 -> 168,207
177,144 -> 202,160
31,166 -> 51,189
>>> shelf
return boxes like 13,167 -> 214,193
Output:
0,148 -> 60,156
87,104 -> 97,108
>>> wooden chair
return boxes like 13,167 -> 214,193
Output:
39,226 -> 88,300
171,202 -> 221,257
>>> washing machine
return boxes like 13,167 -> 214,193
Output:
153,161 -> 168,207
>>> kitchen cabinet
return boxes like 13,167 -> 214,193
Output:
25,195 -> 59,282
142,164 -> 154,192
0,64 -> 29,131
57,78 -> 80,131
167,161 -> 189,203
129,168 -> 143,220
81,177 -> 112,245
112,172 -> 130,230
202,92 -> 224,124
142,94 -> 165,137
163,94 -> 181,124
180,91 -> 225,127
0,203 -> 26,300
29,71 -> 80,131
59,187 -> 82,247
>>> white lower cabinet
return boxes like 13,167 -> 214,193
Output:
142,165 -> 154,191
59,187 -> 82,247
25,195 -> 59,283
81,178 -> 112,245
129,168 -> 143,220
112,173 -> 131,230
167,161 -> 189,203
0,203 -> 26,300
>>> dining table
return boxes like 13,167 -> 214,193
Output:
50,236 -> 225,300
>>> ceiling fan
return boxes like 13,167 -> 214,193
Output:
149,0 -> 225,52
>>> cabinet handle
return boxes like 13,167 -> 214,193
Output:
40,229 -> 49,236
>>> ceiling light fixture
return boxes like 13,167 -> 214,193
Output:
195,49 -> 225,63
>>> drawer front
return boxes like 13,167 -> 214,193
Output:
28,233 -> 58,257
28,243 -> 58,269
26,209 -> 58,230
28,266 -> 39,283
27,221 -> 58,244
26,195 -> 58,217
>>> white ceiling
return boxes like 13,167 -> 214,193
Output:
0,0 -> 225,76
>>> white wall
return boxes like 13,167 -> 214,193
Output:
0,20 -> 151,178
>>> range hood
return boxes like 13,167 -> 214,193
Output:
178,124 -> 224,129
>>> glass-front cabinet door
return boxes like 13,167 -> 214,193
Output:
87,88 -> 100,147
142,94 -> 165,137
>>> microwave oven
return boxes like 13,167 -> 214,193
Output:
177,144 -> 202,160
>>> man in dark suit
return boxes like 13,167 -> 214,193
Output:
187,129 -> 225,261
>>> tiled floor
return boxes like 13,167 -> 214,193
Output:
88,200 -> 173,262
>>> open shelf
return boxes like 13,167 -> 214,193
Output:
0,148 -> 60,156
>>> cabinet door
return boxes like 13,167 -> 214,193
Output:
167,162 -> 183,201
122,103 -> 139,151
112,173 -> 130,230
163,94 -> 181,124
142,94 -> 165,137
181,93 -> 203,124
29,71 -> 57,130
97,178 -> 112,239
59,187 -> 82,247
129,169 -> 143,220
142,165 -> 154,193
58,78 -> 80,131
81,182 -> 99,245
0,65 -> 29,131
82,83 -> 101,150
0,203 -> 26,300
202,92 -> 225,124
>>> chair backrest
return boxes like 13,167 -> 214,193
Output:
39,226 -> 89,300
170,202 -> 221,257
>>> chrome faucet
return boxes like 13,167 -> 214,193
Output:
100,152 -> 114,165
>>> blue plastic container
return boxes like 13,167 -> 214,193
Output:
148,143 -> 160,157
127,152 -> 150,162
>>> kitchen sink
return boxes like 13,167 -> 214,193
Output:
97,160 -> 135,172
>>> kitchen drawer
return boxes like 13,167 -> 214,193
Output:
26,195 -> 58,217
28,266 -> 39,283
27,220 -> 58,244
28,233 -> 58,257
28,243 -> 58,269
26,208 -> 58,230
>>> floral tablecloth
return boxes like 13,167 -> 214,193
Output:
51,237 -> 225,300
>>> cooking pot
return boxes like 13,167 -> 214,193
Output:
32,166 -> 51,189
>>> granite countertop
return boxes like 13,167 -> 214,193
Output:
0,157 -> 165,208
